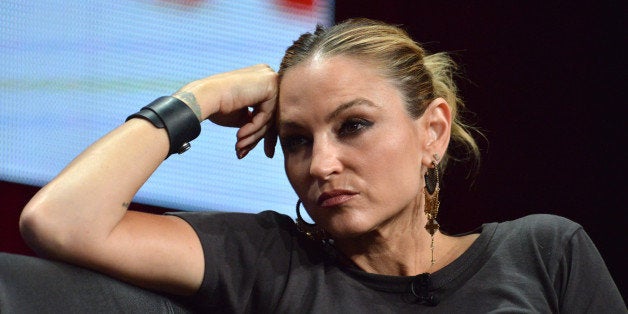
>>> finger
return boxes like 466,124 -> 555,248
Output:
235,141 -> 258,160
238,82 -> 277,146
263,112 -> 278,158
236,106 -> 272,139
263,130 -> 277,158
235,108 -> 275,158
235,123 -> 268,159
211,107 -> 252,128
236,124 -> 267,151
241,69 -> 277,133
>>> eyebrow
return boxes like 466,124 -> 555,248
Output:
325,98 -> 379,123
279,98 -> 380,132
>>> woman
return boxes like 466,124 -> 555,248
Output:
17,18 -> 624,312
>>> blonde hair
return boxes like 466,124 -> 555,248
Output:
279,18 -> 480,172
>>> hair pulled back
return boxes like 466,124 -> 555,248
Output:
279,18 -> 480,172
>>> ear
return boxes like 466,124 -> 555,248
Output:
420,97 -> 451,166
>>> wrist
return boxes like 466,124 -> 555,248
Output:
171,91 -> 203,122
126,96 -> 201,158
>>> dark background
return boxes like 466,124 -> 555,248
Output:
1,0 -> 625,299
335,1 -> 626,298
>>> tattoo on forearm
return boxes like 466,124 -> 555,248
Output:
122,202 -> 131,209
173,91 -> 202,121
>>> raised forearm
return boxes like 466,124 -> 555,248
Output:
18,65 -> 278,293
20,118 -> 169,258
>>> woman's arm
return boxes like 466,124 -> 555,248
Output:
19,64 -> 278,295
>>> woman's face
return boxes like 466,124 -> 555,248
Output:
278,55 -> 429,239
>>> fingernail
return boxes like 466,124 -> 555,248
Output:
236,148 -> 246,159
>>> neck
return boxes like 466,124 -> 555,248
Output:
334,209 -> 440,276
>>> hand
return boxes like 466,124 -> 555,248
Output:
173,64 -> 278,158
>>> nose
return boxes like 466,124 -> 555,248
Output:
309,136 -> 343,180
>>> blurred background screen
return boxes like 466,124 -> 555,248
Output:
0,0 -> 334,214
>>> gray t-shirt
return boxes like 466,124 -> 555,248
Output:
172,211 -> 625,313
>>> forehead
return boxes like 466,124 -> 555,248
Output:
279,55 -> 400,117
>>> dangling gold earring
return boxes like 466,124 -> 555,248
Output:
423,154 -> 441,265
295,200 -> 328,242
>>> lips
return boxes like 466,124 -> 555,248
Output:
317,190 -> 358,207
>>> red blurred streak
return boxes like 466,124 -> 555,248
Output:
279,0 -> 315,11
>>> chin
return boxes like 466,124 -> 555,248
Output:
322,217 -> 375,240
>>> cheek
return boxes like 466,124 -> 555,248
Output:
284,156 -> 308,197
361,128 -> 422,187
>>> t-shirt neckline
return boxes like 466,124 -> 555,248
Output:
338,222 -> 499,293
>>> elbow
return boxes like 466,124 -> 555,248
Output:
20,191 -> 106,261
20,198 -> 53,256
19,195 -> 70,258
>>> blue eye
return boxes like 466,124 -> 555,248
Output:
338,118 -> 372,136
